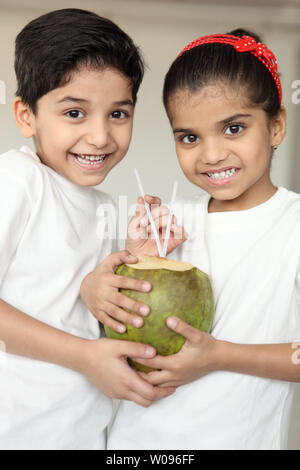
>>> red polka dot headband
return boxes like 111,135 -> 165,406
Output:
177,34 -> 282,104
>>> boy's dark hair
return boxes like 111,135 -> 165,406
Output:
163,28 -> 280,120
15,8 -> 144,113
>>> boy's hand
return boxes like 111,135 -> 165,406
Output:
130,317 -> 220,387
126,195 -> 187,257
79,338 -> 176,407
80,250 -> 152,333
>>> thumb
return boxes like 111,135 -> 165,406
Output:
166,317 -> 200,343
107,250 -> 138,272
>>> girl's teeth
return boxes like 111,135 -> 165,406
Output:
207,168 -> 237,179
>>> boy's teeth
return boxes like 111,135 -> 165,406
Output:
207,168 -> 237,179
74,154 -> 106,164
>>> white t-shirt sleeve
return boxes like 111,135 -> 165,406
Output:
0,170 -> 31,285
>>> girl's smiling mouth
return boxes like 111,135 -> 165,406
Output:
202,167 -> 240,185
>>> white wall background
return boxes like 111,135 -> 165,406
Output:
0,0 -> 299,449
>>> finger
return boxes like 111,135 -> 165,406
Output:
104,251 -> 138,272
166,317 -> 202,343
171,224 -> 188,241
110,274 -> 152,294
115,339 -> 156,359
126,372 -> 175,404
142,206 -> 169,228
95,309 -> 127,333
113,291 -> 150,317
144,194 -> 162,206
101,300 -> 145,329
130,354 -> 171,370
140,370 -> 173,386
126,386 -> 175,407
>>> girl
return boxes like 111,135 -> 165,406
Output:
106,28 -> 300,450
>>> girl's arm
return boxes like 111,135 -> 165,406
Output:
0,298 -> 175,406
132,317 -> 300,386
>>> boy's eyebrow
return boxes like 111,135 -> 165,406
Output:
113,100 -> 134,106
56,97 -> 134,106
57,96 -> 89,104
173,114 -> 252,134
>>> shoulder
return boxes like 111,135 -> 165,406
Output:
278,187 -> 300,217
0,146 -> 44,192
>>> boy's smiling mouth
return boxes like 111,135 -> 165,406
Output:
69,152 -> 111,169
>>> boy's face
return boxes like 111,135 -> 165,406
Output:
23,67 -> 134,186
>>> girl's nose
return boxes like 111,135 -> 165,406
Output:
201,138 -> 227,165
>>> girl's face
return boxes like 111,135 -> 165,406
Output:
168,84 -> 286,212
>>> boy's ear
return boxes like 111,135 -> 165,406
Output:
13,97 -> 35,138
270,105 -> 286,148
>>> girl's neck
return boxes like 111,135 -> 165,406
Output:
208,181 -> 277,213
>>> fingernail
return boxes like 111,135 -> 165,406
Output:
167,317 -> 178,329
140,305 -> 150,316
117,325 -> 126,333
146,346 -> 155,356
142,282 -> 151,292
133,317 -> 143,328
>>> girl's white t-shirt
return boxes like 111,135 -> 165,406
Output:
108,187 -> 300,450
0,146 -> 117,450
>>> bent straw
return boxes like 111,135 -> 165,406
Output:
162,180 -> 178,258
134,168 -> 164,257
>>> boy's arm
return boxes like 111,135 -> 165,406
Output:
0,298 -> 175,406
132,317 -> 300,386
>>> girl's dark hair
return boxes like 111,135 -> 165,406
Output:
15,8 -> 145,113
163,28 -> 280,119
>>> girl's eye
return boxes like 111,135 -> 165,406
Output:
66,110 -> 84,119
182,134 -> 199,144
110,110 -> 127,119
225,124 -> 244,135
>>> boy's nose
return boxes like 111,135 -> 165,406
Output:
85,121 -> 110,149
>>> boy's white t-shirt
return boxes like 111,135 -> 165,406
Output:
0,146 -> 117,450
108,187 -> 300,450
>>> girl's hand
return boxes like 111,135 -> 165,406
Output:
130,317 -> 220,387
79,337 -> 176,407
80,250 -> 152,333
126,195 -> 187,257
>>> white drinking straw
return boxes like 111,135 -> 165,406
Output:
134,168 -> 164,257
162,181 -> 178,257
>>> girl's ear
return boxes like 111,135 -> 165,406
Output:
270,106 -> 286,148
13,97 -> 35,138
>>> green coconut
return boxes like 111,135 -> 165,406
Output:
105,255 -> 215,372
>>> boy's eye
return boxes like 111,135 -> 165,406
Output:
66,110 -> 84,119
225,124 -> 244,135
110,110 -> 127,119
182,134 -> 199,144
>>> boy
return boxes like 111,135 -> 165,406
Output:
0,8 -> 174,450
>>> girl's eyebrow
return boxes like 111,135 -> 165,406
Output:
173,128 -> 194,134
219,113 -> 252,125
173,114 -> 252,134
